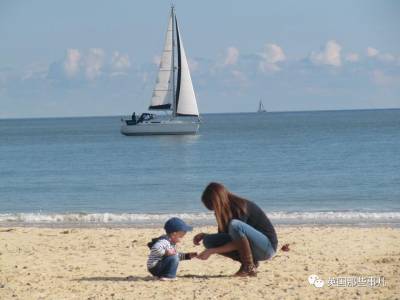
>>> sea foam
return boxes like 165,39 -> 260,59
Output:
1,211 -> 399,227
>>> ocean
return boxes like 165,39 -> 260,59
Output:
1,109 -> 399,226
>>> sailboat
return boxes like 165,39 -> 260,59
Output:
257,99 -> 267,113
121,6 -> 200,136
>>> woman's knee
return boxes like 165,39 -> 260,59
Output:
203,233 -> 233,249
202,235 -> 213,249
228,219 -> 245,238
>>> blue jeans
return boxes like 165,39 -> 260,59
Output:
203,219 -> 275,262
148,255 -> 179,278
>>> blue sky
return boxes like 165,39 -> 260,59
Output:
1,0 -> 399,118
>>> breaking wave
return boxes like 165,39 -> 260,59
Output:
1,211 -> 399,227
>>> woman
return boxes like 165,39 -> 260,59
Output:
194,182 -> 278,277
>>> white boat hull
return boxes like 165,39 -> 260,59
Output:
120,119 -> 200,136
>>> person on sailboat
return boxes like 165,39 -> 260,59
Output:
136,113 -> 152,123
194,182 -> 278,277
131,112 -> 137,124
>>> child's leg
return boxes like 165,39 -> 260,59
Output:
157,255 -> 179,278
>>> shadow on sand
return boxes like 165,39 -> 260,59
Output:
76,274 -> 231,282
180,274 -> 231,279
76,275 -> 155,282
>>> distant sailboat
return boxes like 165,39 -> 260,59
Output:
257,99 -> 267,113
120,6 -> 200,136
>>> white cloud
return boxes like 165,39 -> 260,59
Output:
345,52 -> 359,63
111,52 -> 131,71
367,47 -> 379,57
224,47 -> 239,66
371,70 -> 400,86
366,47 -> 397,64
310,40 -> 342,67
22,63 -> 48,81
231,70 -> 246,82
259,43 -> 286,72
377,53 -> 396,63
52,48 -> 133,81
85,48 -> 105,80
63,49 -> 81,78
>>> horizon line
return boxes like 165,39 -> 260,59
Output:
1,107 -> 399,121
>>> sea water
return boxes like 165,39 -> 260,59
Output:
0,110 -> 399,226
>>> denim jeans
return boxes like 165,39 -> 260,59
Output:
148,254 -> 179,278
203,219 -> 275,262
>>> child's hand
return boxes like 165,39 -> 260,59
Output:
193,233 -> 206,245
165,248 -> 177,256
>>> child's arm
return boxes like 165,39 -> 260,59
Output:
178,252 -> 197,260
151,239 -> 170,256
165,248 -> 177,256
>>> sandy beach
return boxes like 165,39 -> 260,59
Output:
0,226 -> 399,299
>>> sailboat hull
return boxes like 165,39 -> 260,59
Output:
120,119 -> 199,136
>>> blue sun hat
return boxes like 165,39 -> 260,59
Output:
164,217 -> 193,234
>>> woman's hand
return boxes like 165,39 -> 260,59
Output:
196,249 -> 213,260
193,233 -> 206,245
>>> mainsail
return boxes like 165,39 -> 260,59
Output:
149,12 -> 174,110
148,8 -> 199,117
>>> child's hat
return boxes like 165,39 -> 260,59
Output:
164,217 -> 193,234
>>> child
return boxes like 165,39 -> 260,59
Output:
147,217 -> 197,280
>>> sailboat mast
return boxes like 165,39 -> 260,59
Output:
171,6 -> 176,118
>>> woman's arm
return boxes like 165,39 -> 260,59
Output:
193,232 -> 206,245
197,241 -> 237,260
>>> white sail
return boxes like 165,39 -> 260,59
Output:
149,13 -> 173,110
175,20 -> 199,117
258,100 -> 266,112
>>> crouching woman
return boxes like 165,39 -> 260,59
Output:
195,182 -> 278,277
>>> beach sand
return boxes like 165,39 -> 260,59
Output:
0,226 -> 399,299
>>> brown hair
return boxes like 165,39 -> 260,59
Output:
201,182 -> 247,232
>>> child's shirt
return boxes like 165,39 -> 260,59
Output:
147,235 -> 191,269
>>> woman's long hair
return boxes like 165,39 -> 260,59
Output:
201,182 -> 247,232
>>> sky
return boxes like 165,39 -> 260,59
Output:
1,0 -> 400,118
